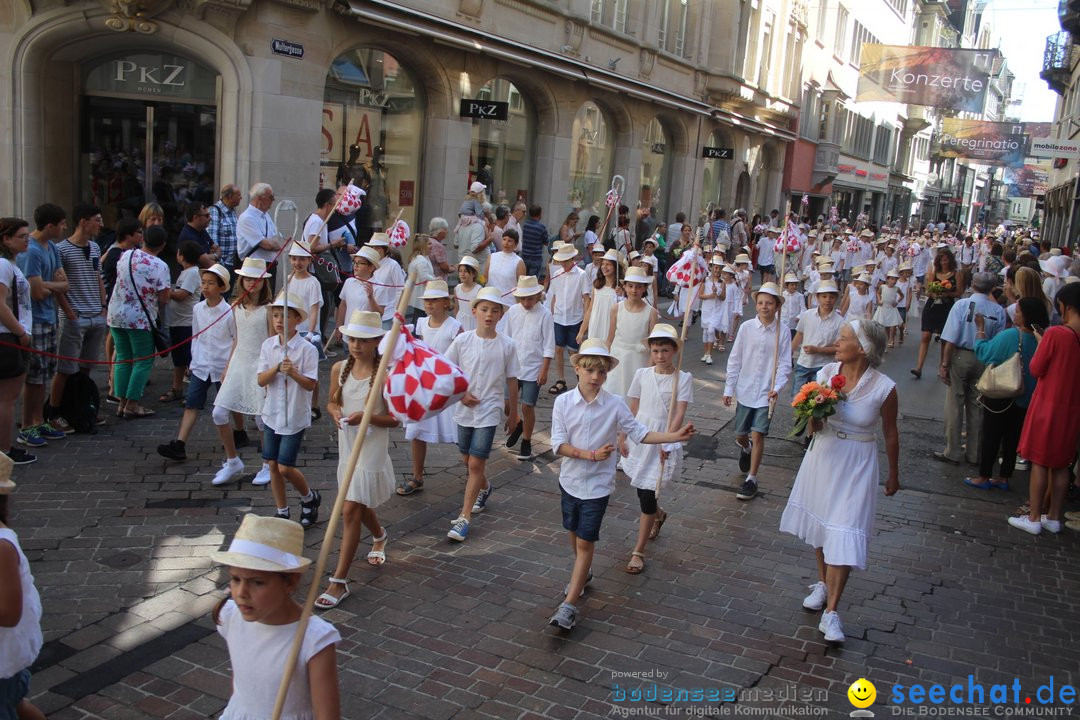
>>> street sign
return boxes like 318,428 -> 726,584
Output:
459,100 -> 509,120
271,38 -> 304,59
702,146 -> 734,159
1029,138 -> 1080,160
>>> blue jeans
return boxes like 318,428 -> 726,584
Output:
791,364 -> 823,398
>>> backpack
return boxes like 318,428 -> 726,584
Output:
59,372 -> 100,434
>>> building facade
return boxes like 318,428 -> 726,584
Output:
1041,3 -> 1080,248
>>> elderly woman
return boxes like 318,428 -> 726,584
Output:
426,217 -> 451,279
779,319 -> 900,643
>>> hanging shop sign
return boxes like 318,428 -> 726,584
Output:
459,100 -> 509,121
857,45 -> 998,113
702,146 -> 734,159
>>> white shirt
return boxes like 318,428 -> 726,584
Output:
0,528 -> 42,679
373,256 -> 405,321
288,274 -> 323,333
302,212 -> 328,254
257,333 -> 318,435
549,265 -> 591,326
503,302 -> 555,382
339,277 -> 375,319
445,330 -> 519,428
958,243 -> 978,266
795,307 -> 845,369
551,387 -> 649,500
757,237 -> 775,267
189,299 -> 236,382
781,290 -> 805,329
407,255 -> 434,311
724,316 -> 792,408
236,206 -> 279,263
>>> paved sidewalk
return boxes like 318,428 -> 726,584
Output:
10,318 -> 1080,719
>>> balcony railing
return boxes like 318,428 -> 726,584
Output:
1061,0 -> 1080,35
1041,31 -> 1073,94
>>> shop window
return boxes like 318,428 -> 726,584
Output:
569,102 -> 614,217
641,117 -> 672,223
467,78 -> 535,207
701,130 -> 730,210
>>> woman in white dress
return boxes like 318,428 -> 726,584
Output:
484,230 -> 525,332
779,319 -> 900,643
578,248 -> 621,346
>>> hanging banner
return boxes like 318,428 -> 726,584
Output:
935,119 -> 1030,166
1004,163 -> 1051,197
857,45 -> 995,113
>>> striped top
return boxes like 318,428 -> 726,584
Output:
57,238 -> 103,317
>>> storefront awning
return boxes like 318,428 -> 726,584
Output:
339,0 -> 797,142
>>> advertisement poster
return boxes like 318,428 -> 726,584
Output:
935,119 -> 1030,166
857,45 -> 996,112
1004,163 -> 1051,197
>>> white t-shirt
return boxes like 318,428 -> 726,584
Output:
503,302 -> 555,382
795,307 -> 846,369
339,277 -> 375,319
0,258 -> 32,335
189,299 -> 236,382
0,529 -> 42,679
168,266 -> 201,327
257,333 -> 318,435
549,265 -> 591,326
445,330 -> 520,428
302,213 -> 328,255
373,256 -> 405,321
288,274 -> 323,333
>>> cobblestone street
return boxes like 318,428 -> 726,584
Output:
10,330 -> 1080,719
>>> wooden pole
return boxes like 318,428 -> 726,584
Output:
767,219 -> 791,420
594,175 -> 625,254
269,271 -> 417,720
274,201 -> 300,429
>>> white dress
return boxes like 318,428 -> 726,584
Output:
605,302 -> 652,397
454,283 -> 479,332
779,364 -> 896,570
587,286 -> 618,343
215,305 -> 270,416
337,372 -> 396,507
845,292 -> 873,320
404,316 -> 462,444
873,286 -> 903,327
217,600 -> 340,720
486,251 -> 522,297
719,280 -> 743,338
621,368 -> 693,490
700,277 -> 724,335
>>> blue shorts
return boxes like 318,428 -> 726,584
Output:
560,487 -> 610,542
734,402 -> 771,436
791,364 -> 823,399
457,424 -> 497,459
519,380 -> 540,407
261,427 -> 306,467
0,668 -> 30,719
759,264 -> 776,278
554,322 -> 582,350
184,373 -> 219,410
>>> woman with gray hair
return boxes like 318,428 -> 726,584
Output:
779,319 -> 900,644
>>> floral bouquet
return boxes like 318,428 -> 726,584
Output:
789,374 -> 847,438
926,279 -> 953,296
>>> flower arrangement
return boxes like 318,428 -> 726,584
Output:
789,374 -> 847,438
926,279 -> 953,295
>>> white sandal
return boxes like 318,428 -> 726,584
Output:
366,532 -> 388,566
314,577 -> 350,610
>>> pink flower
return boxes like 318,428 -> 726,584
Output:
814,395 -> 827,405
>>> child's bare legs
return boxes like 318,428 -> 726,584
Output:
554,346 -> 565,382
16,698 -> 47,720
232,411 -> 245,432
564,533 -> 595,605
886,326 -> 896,347
521,403 -> 536,442
171,366 -> 186,395
749,430 -> 766,475
629,513 -> 651,570
322,502 -> 386,600
176,408 -> 199,443
459,455 -> 487,521
269,460 -> 311,511
411,439 -> 427,486
216,422 -> 238,460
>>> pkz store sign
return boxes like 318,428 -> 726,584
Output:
84,52 -> 217,103
702,146 -> 734,159
459,99 -> 509,120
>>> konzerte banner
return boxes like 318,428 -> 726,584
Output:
935,119 -> 1030,166
857,45 -> 996,112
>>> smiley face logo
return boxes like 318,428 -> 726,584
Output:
848,678 -> 877,709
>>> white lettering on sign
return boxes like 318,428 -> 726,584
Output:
466,102 -> 500,117
114,60 -> 187,87
888,69 -> 984,93
357,89 -> 391,109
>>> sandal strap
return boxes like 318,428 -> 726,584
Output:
631,551 -> 645,558
327,577 -> 348,586
371,532 -> 387,544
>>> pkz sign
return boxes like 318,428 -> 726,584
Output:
271,39 -> 305,59
702,146 -> 734,159
83,53 -> 218,103
459,100 -> 509,121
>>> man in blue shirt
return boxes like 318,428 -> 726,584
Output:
935,272 -> 1007,465
521,204 -> 548,279
177,202 -> 216,268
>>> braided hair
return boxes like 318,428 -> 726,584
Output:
331,344 -> 382,408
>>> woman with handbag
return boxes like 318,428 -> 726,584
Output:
107,224 -> 170,418
964,297 -> 1048,491
1008,283 -> 1080,535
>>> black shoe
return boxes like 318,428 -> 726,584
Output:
517,439 -> 533,461
299,489 -> 322,529
157,440 -> 187,461
505,420 -> 524,448
737,440 -> 752,473
310,407 -> 322,422
932,450 -> 960,465
233,430 -> 250,449
5,447 -> 37,465
735,478 -> 758,500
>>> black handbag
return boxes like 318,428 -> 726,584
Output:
127,250 -> 170,353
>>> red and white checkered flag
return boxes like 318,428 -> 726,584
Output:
665,249 -> 708,287
382,324 -> 469,424
388,219 -> 410,247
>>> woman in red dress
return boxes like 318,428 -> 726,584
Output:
1009,282 -> 1080,535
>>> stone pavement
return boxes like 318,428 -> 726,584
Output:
9,315 -> 1080,719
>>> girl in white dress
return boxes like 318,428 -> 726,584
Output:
779,320 -> 899,643
873,270 -> 905,347
316,311 -> 400,610
605,267 -> 657,397
399,281 -> 461,496
896,265 -> 915,345
734,255 -> 753,319
210,514 -> 340,720
578,249 -> 621,345
699,258 -> 726,364
212,258 -> 274,487
618,324 -> 693,575
453,256 -> 481,332
719,265 -> 743,346
840,273 -> 874,320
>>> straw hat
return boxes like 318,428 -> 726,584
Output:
886,270 -> 900,279
643,236 -> 659,247
766,226 -> 780,234
860,229 -> 874,238
816,255 -> 833,265
512,275 -> 543,297
628,250 -> 641,261
721,264 -> 737,275
851,265 -> 865,276
209,514 -> 312,572
367,232 -> 391,247
601,249 -> 622,265
570,337 -> 619,368
753,282 -> 784,301
471,286 -> 510,308
553,245 -> 579,262
271,292 -> 308,321
709,256 -> 726,267
200,263 -> 231,291
340,310 -> 385,339
808,230 -> 818,238
815,280 -> 840,295
591,245 -> 606,255
716,244 -> 729,254
235,257 -> 269,279
734,254 -> 751,265
853,273 -> 872,285
551,240 -> 566,251
783,273 -> 799,284
647,323 -> 680,348
0,451 -> 14,494
457,255 -> 480,271
353,246 -> 381,265
288,242 -> 312,258
623,267 -> 651,284
899,263 -> 914,273
419,279 -> 450,300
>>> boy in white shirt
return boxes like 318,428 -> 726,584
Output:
781,273 -> 805,338
503,276 -> 555,461
368,232 -> 405,330
286,242 -> 325,420
791,280 -> 844,397
157,264 -> 236,465
547,339 -> 693,630
445,287 -> 520,543
723,282 -> 791,501
547,244 -> 591,396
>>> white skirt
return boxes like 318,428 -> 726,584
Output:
404,407 -> 457,444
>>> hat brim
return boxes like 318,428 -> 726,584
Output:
623,276 -> 651,284
235,269 -> 268,279
554,250 -> 579,262
570,351 -> 620,369
512,287 -> 544,297
202,269 -> 231,291
752,289 -> 783,300
208,550 -> 311,573
647,333 -> 681,348
340,326 -> 385,339
271,304 -> 308,322
419,290 -> 451,300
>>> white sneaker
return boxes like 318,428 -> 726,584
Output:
705,355 -> 713,365
211,457 -> 245,486
1040,515 -> 1062,534
252,463 -> 272,486
818,610 -> 845,642
700,355 -> 709,363
1008,515 -> 1041,535
802,581 -> 827,611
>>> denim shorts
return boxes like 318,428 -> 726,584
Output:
519,380 -> 540,407
734,402 -> 771,436
261,427 -> 306,467
457,424 -> 497,459
184,373 -> 219,410
0,668 -> 30,719
554,322 -> 582,350
791,364 -> 823,399
560,487 -> 610,542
